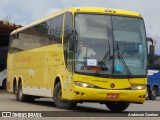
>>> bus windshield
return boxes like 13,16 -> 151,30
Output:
74,14 -> 147,77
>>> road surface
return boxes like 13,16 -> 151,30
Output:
0,89 -> 159,120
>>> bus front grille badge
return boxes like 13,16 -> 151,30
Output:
110,83 -> 115,88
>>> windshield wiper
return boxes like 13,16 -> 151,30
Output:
116,43 -> 132,78
97,41 -> 111,71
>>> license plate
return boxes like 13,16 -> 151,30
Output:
107,94 -> 119,99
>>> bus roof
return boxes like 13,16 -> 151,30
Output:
70,7 -> 142,17
11,7 -> 142,35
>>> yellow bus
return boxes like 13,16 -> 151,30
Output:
7,7 -> 148,112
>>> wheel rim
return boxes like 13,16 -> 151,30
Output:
58,89 -> 62,101
152,89 -> 157,97
57,88 -> 68,103
19,85 -> 23,99
146,92 -> 148,98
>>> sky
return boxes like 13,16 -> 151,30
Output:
0,0 -> 160,54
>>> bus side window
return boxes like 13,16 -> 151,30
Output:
9,35 -> 15,53
10,33 -> 21,53
52,15 -> 63,44
64,12 -> 73,72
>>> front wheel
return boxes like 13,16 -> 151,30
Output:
149,87 -> 158,100
106,102 -> 130,112
145,86 -> 150,100
53,82 -> 77,109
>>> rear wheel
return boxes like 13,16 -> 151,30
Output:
2,79 -> 6,89
149,87 -> 158,100
106,102 -> 130,112
53,82 -> 77,109
16,81 -> 27,102
13,80 -> 17,94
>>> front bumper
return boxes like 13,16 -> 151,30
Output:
71,86 -> 146,103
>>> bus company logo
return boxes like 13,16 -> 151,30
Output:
110,83 -> 115,88
2,112 -> 11,117
1,112 -> 42,117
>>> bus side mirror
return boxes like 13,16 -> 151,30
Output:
69,37 -> 75,51
149,45 -> 154,56
147,38 -> 154,64
149,44 -> 154,64
68,30 -> 78,51
146,38 -> 153,44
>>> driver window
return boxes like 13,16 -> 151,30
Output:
63,12 -> 73,72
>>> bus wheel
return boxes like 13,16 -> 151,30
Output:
145,86 -> 150,100
2,79 -> 6,89
106,102 -> 130,112
149,87 -> 158,100
16,82 -> 27,102
53,82 -> 77,109
13,80 -> 17,94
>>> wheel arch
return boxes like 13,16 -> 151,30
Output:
54,77 -> 61,87
54,74 -> 63,87
18,75 -> 24,86
53,74 -> 63,96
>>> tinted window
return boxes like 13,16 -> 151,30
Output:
63,12 -> 73,71
11,21 -> 51,52
10,14 -> 64,53
64,13 -> 72,43
52,15 -> 63,44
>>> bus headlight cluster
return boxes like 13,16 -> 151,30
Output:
74,82 -> 95,88
131,85 -> 146,90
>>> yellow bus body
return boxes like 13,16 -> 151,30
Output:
7,7 -> 147,109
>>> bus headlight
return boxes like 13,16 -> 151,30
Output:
131,85 -> 146,90
74,82 -> 95,88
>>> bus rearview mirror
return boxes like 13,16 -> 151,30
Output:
149,45 -> 154,64
69,37 -> 75,51
68,30 -> 78,52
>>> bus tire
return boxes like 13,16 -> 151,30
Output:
13,80 -> 17,94
53,82 -> 77,109
2,79 -> 6,89
16,81 -> 27,102
106,102 -> 130,112
145,86 -> 150,100
149,87 -> 158,100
